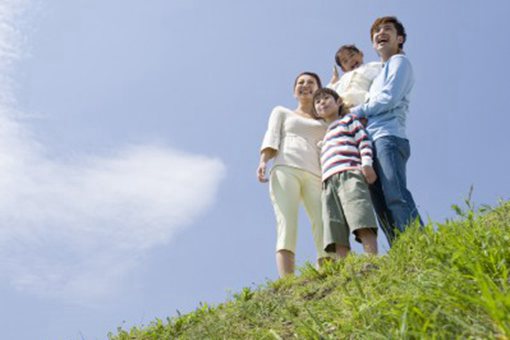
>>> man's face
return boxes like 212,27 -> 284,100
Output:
372,22 -> 404,59
338,50 -> 364,72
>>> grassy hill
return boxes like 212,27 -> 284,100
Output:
109,200 -> 510,339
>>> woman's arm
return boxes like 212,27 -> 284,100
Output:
257,148 -> 277,183
258,107 -> 284,183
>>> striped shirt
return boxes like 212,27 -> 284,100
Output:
320,115 -> 373,182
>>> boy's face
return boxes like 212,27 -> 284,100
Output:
314,94 -> 342,122
338,50 -> 364,72
372,22 -> 404,60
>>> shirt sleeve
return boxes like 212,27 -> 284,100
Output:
350,55 -> 413,119
352,120 -> 373,167
260,107 -> 284,152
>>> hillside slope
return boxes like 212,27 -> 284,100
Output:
110,201 -> 510,339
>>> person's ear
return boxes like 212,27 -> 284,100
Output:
397,35 -> 404,45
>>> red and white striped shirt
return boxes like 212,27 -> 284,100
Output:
320,115 -> 373,182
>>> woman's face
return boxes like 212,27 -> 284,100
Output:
294,74 -> 319,100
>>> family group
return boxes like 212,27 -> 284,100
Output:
257,16 -> 423,277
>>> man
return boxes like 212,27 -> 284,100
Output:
349,16 -> 423,245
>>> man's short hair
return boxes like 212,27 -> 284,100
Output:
370,16 -> 407,49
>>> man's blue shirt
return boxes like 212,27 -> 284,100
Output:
350,54 -> 414,141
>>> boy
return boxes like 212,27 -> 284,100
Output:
349,16 -> 423,244
328,44 -> 382,107
314,87 -> 378,258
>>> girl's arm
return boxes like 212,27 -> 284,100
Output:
328,65 -> 340,87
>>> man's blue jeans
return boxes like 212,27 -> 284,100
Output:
370,135 -> 422,245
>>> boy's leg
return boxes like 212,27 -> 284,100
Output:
319,174 -> 351,260
373,136 -> 422,233
356,228 -> 378,255
269,166 -> 301,276
337,170 -> 379,254
335,244 -> 350,258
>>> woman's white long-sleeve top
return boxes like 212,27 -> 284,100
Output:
260,106 -> 327,177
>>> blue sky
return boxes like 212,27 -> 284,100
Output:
1,1 -> 509,339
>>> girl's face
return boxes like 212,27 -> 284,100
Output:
339,50 -> 364,72
294,75 -> 319,100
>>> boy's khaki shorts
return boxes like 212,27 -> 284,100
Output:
322,170 -> 377,252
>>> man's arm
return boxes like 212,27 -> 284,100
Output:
350,55 -> 413,119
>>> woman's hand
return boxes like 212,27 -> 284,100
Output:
258,148 -> 276,183
257,161 -> 269,183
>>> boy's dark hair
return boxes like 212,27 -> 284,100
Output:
312,88 -> 347,117
370,16 -> 406,50
334,44 -> 361,70
293,71 -> 322,90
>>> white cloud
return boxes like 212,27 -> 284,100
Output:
0,0 -> 226,303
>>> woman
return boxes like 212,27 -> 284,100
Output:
257,72 -> 329,277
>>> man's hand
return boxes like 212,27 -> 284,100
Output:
361,165 -> 377,184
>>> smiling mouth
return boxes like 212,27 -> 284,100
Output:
318,104 -> 330,112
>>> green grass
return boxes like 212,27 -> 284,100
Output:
109,200 -> 510,339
